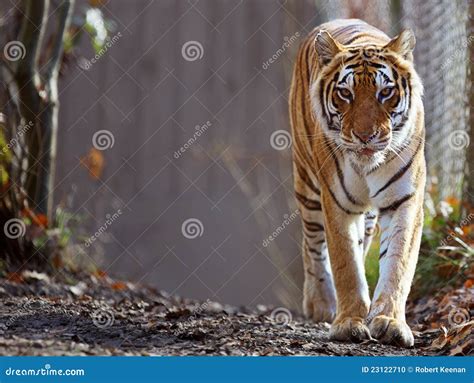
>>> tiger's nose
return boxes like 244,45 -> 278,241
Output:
353,130 -> 378,144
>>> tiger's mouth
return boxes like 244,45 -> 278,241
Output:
347,144 -> 388,157
358,148 -> 376,156
345,144 -> 390,165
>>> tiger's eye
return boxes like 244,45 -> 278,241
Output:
338,88 -> 351,99
380,87 -> 394,98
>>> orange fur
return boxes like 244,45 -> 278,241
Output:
289,19 -> 425,347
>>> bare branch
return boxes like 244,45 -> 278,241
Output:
44,0 -> 75,85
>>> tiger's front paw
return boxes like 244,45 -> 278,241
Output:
329,316 -> 371,343
369,315 -> 414,347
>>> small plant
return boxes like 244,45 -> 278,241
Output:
0,2 -> 116,273
413,183 -> 474,298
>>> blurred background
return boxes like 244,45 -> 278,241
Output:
0,0 -> 472,311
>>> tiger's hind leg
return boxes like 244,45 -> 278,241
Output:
295,178 -> 336,323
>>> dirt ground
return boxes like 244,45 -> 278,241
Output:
0,271 -> 471,356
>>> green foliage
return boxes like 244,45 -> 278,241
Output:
0,129 -> 11,185
365,244 -> 380,295
413,190 -> 473,298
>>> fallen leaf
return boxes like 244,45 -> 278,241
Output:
94,269 -> 107,278
445,196 -> 460,207
6,272 -> 24,283
35,214 -> 48,228
80,148 -> 104,179
111,281 -> 127,291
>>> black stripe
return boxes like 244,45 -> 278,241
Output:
305,40 -> 311,84
295,164 -> 321,196
334,153 -> 363,205
372,138 -> 422,198
325,184 -> 364,215
346,63 -> 360,70
367,62 -> 385,69
345,35 -> 362,45
302,218 -> 324,232
344,54 -> 359,62
305,232 -> 323,239
295,191 -> 322,210
379,248 -> 388,259
339,71 -> 352,84
307,246 -> 321,255
379,193 -> 414,214
316,136 -> 364,216
319,79 -> 327,120
332,25 -> 359,38
392,68 -> 399,81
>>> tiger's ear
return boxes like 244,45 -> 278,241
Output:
385,29 -> 416,60
314,30 -> 343,65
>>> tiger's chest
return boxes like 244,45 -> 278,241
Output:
328,154 -> 418,213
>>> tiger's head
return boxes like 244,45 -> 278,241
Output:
311,29 -> 423,166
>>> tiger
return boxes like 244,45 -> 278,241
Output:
289,19 -> 425,347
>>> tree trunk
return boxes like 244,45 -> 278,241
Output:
14,0 -> 74,221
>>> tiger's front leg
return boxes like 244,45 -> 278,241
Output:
321,191 -> 372,342
300,206 -> 337,323
368,194 -> 424,347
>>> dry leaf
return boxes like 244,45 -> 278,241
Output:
95,269 -> 107,278
445,196 -> 460,207
80,148 -> 104,179
6,272 -> 24,283
111,281 -> 127,291
35,214 -> 48,228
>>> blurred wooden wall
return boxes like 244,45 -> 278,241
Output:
57,0 -> 323,308
56,0 -> 471,308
